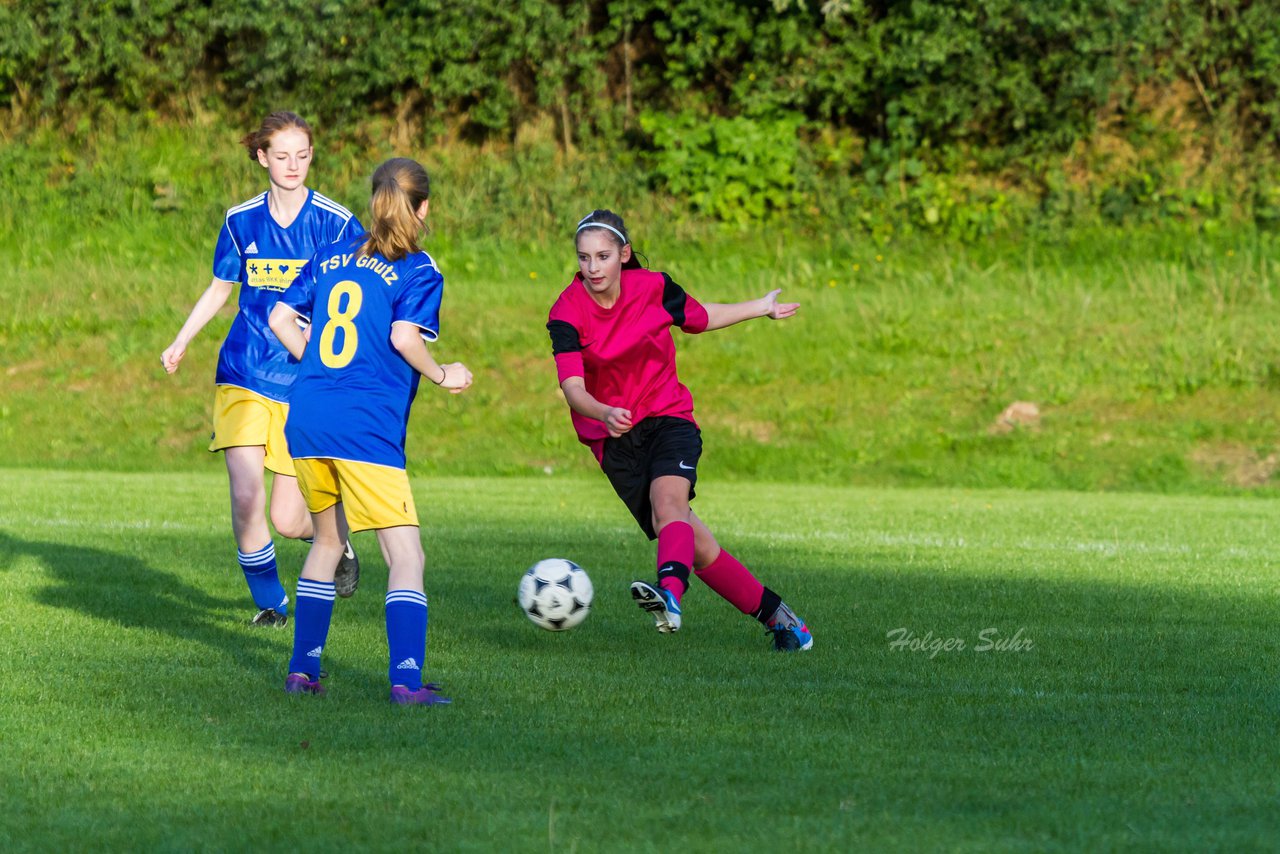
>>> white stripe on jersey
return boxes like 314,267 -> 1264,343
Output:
413,253 -> 440,273
227,193 -> 267,217
224,193 -> 267,257
311,192 -> 354,220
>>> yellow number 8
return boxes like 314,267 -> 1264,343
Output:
318,281 -> 363,369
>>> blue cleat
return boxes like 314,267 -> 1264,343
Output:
768,621 -> 813,652
630,580 -> 682,633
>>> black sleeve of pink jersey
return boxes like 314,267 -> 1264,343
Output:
547,319 -> 585,383
662,273 -> 709,333
547,319 -> 582,354
661,274 -> 689,326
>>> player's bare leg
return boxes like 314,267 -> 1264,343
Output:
271,473 -> 360,597
630,476 -> 693,633
226,446 -> 289,626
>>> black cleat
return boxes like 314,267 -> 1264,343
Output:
335,540 -> 360,598
251,608 -> 288,628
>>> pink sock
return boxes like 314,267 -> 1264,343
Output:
656,521 -> 695,601
694,549 -> 764,615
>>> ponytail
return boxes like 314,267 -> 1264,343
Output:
361,158 -> 431,262
241,111 -> 312,159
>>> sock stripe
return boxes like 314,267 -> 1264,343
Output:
238,543 -> 276,566
386,590 -> 427,607
298,580 -> 337,601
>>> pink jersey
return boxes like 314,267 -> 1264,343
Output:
548,268 -> 710,456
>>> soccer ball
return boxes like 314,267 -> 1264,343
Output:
518,558 -> 594,631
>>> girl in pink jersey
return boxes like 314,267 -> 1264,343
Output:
547,209 -> 812,651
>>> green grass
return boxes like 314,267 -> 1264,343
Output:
7,225 -> 1280,493
1,469 -> 1277,849
6,121 -> 1280,492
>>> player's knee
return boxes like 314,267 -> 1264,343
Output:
272,512 -> 310,540
229,486 -> 263,520
652,501 -> 691,530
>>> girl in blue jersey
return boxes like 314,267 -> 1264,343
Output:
161,112 -> 364,627
269,157 -> 472,705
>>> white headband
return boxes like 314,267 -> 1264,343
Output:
576,220 -> 629,245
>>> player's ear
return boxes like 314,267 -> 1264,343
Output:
416,199 -> 430,221
621,244 -> 632,264
256,147 -> 270,169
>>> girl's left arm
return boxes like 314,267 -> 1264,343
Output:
702,289 -> 798,331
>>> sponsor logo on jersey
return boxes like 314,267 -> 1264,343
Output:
246,258 -> 308,292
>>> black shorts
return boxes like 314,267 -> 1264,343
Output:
600,416 -> 702,540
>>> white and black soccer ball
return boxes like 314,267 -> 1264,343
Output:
518,558 -> 594,631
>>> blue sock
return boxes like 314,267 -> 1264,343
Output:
239,542 -> 288,615
386,590 -> 428,691
288,579 -> 336,678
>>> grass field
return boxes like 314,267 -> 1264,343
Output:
6,122 -> 1280,493
2,468 -> 1277,850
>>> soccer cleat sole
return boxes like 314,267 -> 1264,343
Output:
630,581 -> 681,633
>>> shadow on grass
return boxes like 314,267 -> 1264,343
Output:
5,514 -> 1280,848
5,530 -> 284,676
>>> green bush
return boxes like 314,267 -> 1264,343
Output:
2,1 -> 1278,230
639,110 -> 804,225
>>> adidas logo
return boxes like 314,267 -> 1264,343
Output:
306,646 -> 323,658
245,241 -> 258,254
395,658 -> 419,670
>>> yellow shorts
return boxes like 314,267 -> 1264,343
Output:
293,458 -> 418,533
208,385 -> 296,477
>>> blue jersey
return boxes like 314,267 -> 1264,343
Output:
212,189 -> 363,402
279,236 -> 445,468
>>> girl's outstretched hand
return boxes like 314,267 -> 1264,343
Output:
438,362 -> 474,393
763,289 -> 799,320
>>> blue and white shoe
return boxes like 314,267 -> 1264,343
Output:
630,580 -> 682,633
768,621 -> 813,652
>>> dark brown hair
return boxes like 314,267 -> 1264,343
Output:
575,209 -> 642,269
